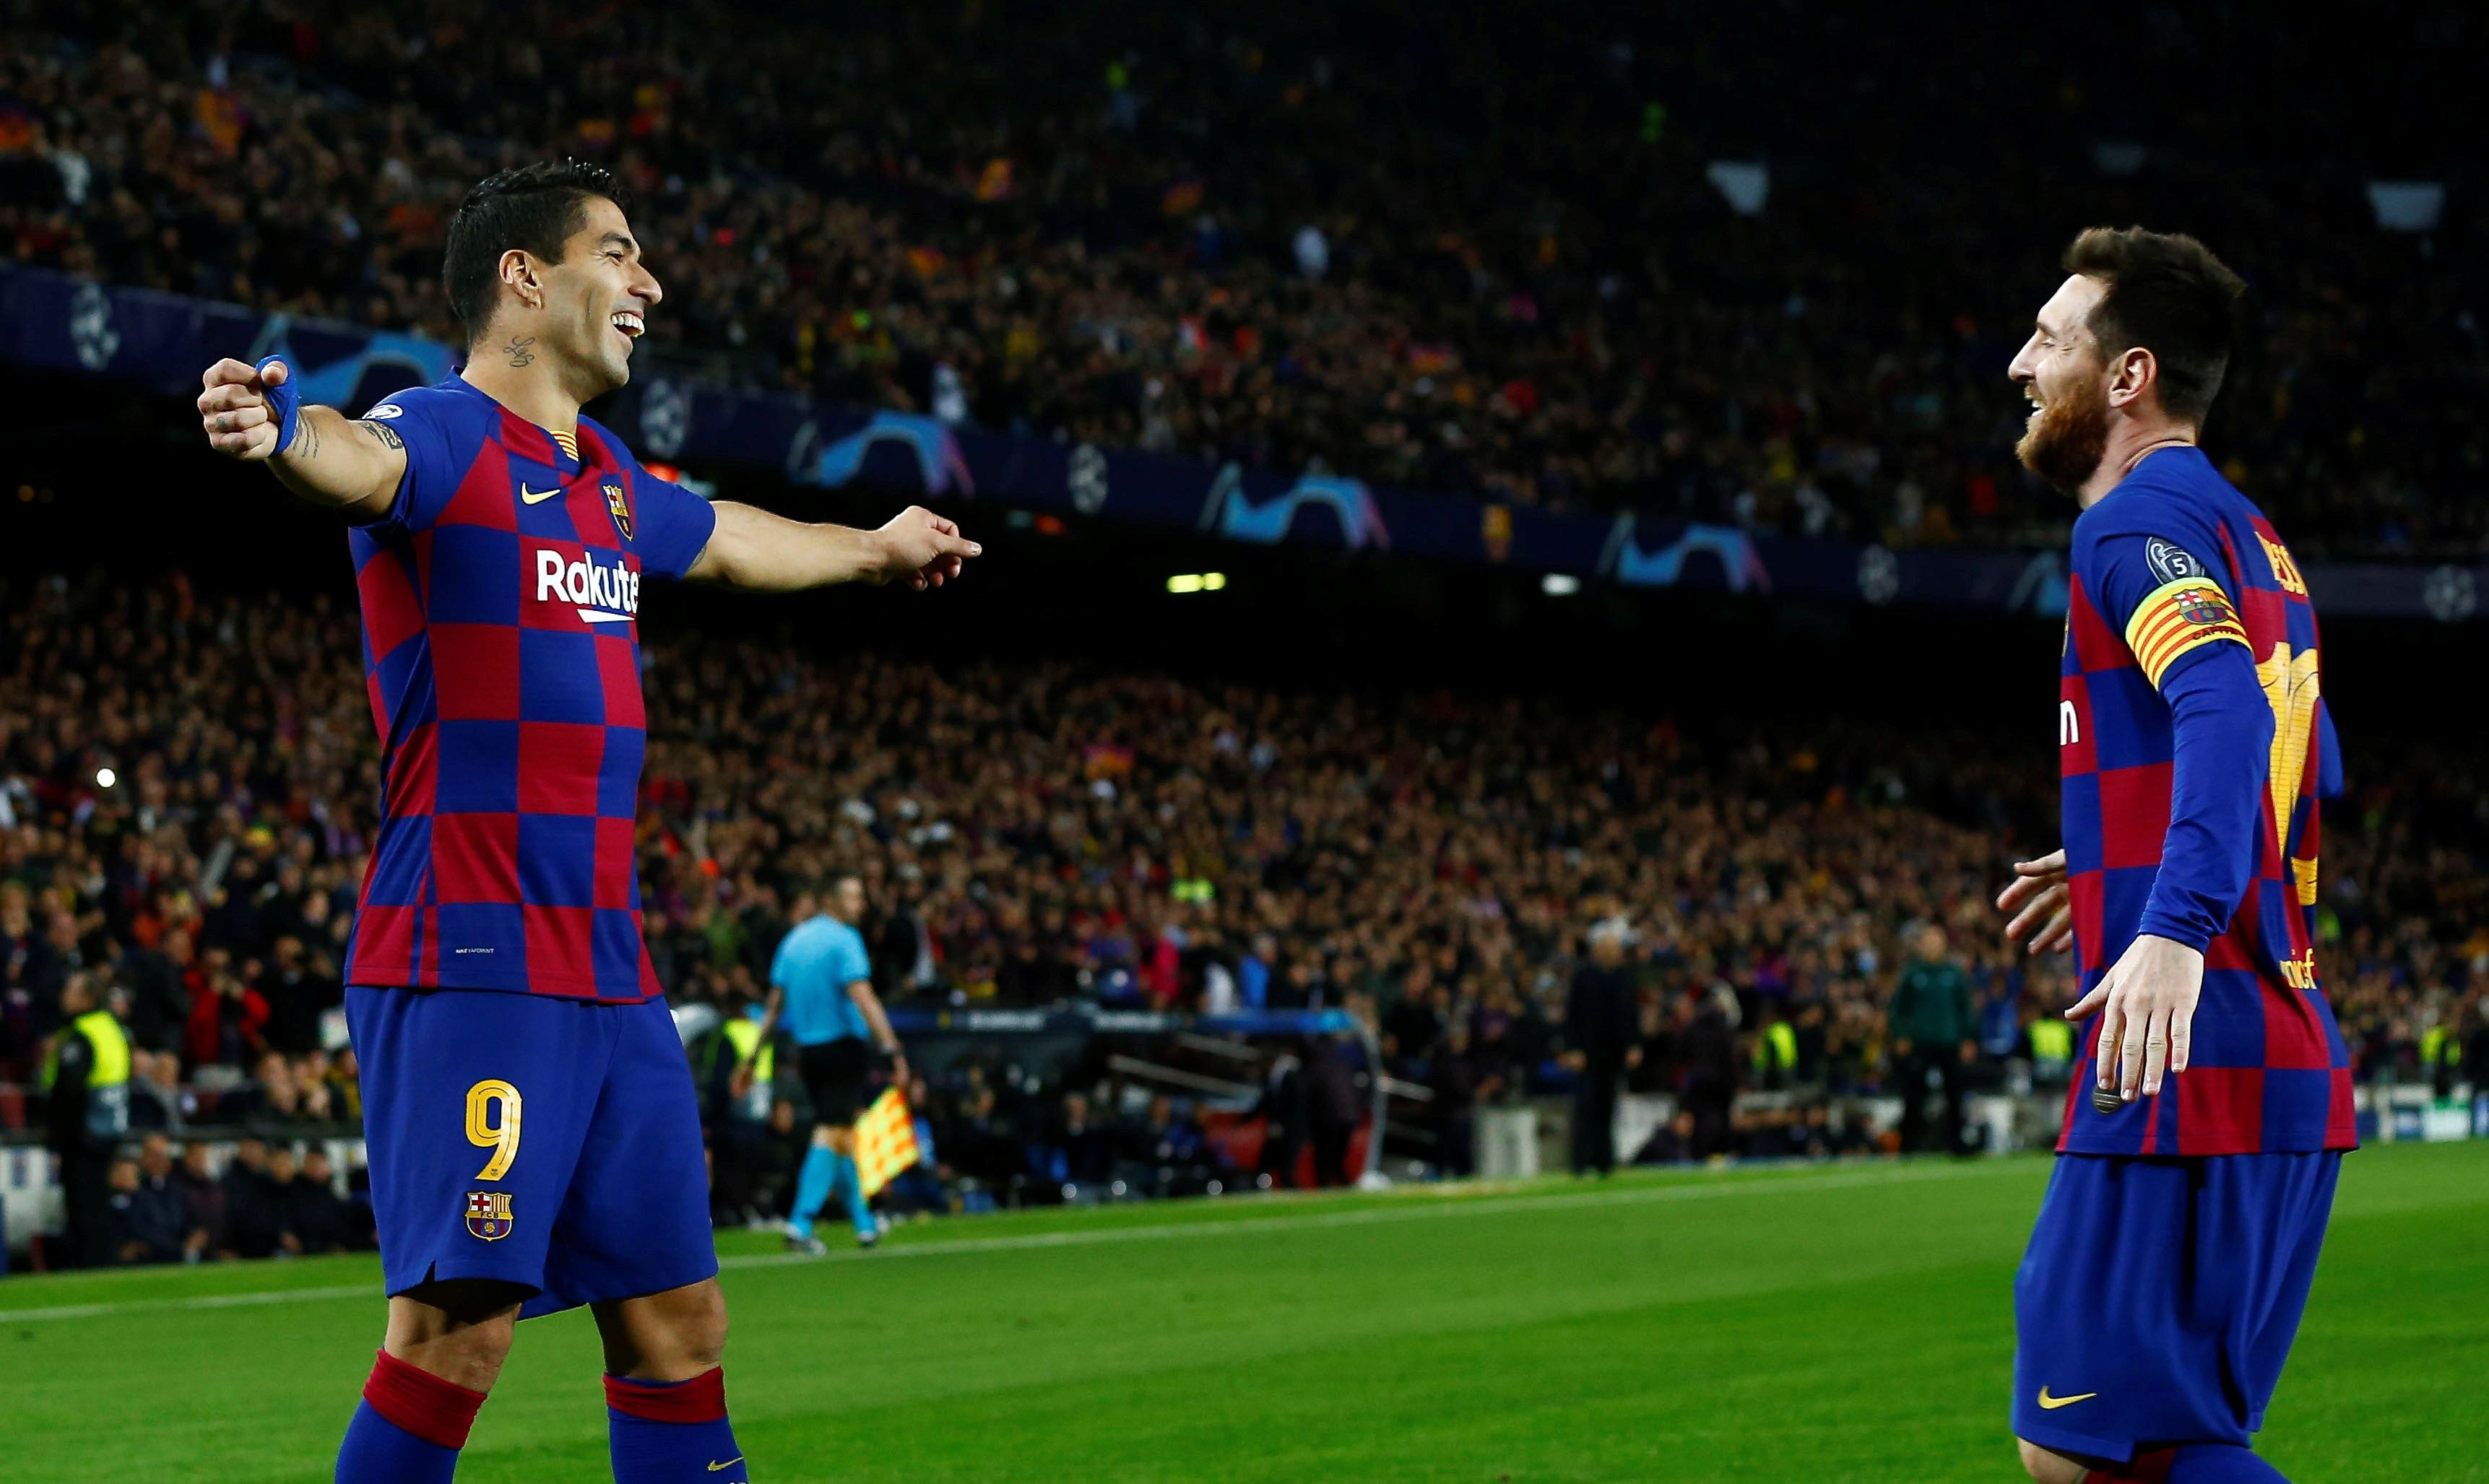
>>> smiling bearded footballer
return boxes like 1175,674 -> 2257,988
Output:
197,160 -> 980,1484
1991,227 -> 2353,1484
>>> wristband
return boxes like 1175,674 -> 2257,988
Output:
256,355 -> 301,454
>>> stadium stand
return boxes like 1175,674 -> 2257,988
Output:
4,570 -> 2485,1258
3,2 -> 2484,556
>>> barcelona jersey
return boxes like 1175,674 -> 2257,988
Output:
343,374 -> 717,1000
2057,446 -> 2354,1155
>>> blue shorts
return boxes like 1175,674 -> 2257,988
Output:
2013,1151 -> 2340,1463
347,986 -> 717,1319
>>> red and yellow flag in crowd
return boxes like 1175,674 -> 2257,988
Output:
854,1087 -> 920,1199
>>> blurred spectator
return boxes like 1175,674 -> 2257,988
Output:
1306,1034 -> 1363,1189
259,934 -> 340,1057
261,1146 -> 308,1257
1634,1108 -> 1700,1167
1042,1090 -> 1117,1190
220,1136 -> 284,1259
176,1138 -> 232,1260
41,971 -> 129,1267
105,1132 -> 189,1264
1889,925 -> 1973,1155
1113,1093 -> 1221,1199
692,987 -> 806,1225
1677,989 -> 1741,1159
125,1048 -> 186,1132
283,1147 -> 365,1254
1429,1022 -> 1497,1180
1563,919 -> 1642,1176
1250,1049 -> 1310,1189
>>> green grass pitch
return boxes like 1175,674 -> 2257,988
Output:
5,1143 -> 2485,1481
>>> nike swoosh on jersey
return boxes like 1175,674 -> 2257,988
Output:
2036,1388 -> 2098,1410
707,1460 -> 745,1473
520,483 -> 563,504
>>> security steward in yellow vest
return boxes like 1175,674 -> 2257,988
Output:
693,990 -> 798,1223
41,973 -> 131,1268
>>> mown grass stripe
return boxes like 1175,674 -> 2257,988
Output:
0,1160 -> 2027,1324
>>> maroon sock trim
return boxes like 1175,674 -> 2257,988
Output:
2085,1447 -> 2178,1484
605,1366 -> 727,1424
363,1348 -> 487,1451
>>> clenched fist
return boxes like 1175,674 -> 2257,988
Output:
199,357 -> 290,459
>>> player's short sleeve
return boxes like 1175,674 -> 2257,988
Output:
633,473 -> 718,581
2075,526 -> 2250,690
349,386 -> 471,539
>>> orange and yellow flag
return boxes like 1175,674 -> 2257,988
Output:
854,1087 -> 921,1199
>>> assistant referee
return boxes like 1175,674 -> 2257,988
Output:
740,874 -> 906,1252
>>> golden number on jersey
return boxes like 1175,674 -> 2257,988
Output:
2256,641 -> 2321,904
466,1078 -> 523,1181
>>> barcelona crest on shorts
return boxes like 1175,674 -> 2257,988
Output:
466,1190 -> 515,1241
604,481 -> 633,542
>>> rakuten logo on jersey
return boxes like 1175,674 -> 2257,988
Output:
534,547 -> 641,625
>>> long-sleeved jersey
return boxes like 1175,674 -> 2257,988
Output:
2057,446 -> 2355,1155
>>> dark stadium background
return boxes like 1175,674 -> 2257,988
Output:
4,5 -> 2489,1475
3,363 -> 2473,739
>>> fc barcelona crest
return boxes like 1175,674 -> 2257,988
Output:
604,481 -> 633,542
2176,588 -> 2230,627
465,1190 -> 515,1241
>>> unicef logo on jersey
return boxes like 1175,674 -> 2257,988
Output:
533,547 -> 641,625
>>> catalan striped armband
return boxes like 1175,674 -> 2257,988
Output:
2123,576 -> 2249,688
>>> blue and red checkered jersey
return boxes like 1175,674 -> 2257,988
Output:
342,374 -> 717,1002
2057,445 -> 2354,1155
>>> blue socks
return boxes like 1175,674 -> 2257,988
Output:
337,1350 -> 483,1483
2162,1444 -> 2290,1482
606,1370 -> 745,1483
789,1142 -> 836,1239
2099,1444 -> 2291,1483
336,1350 -> 753,1483
337,1400 -> 459,1483
789,1145 -> 875,1241
833,1151 -> 874,1239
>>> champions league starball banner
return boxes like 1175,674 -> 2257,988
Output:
5,265 -> 2480,623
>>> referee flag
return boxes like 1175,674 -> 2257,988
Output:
854,1086 -> 922,1199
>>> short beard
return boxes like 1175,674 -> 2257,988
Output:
2015,378 -> 2110,494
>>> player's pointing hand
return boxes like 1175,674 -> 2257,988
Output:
2064,932 -> 2202,1103
875,505 -> 982,591
1996,849 -> 2074,955
199,357 -> 289,461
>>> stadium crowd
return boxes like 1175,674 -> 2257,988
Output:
3,3 -> 2485,557
5,571 -> 2486,1258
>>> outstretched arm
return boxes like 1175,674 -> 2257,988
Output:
199,358 -> 404,521
687,501 -> 979,592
